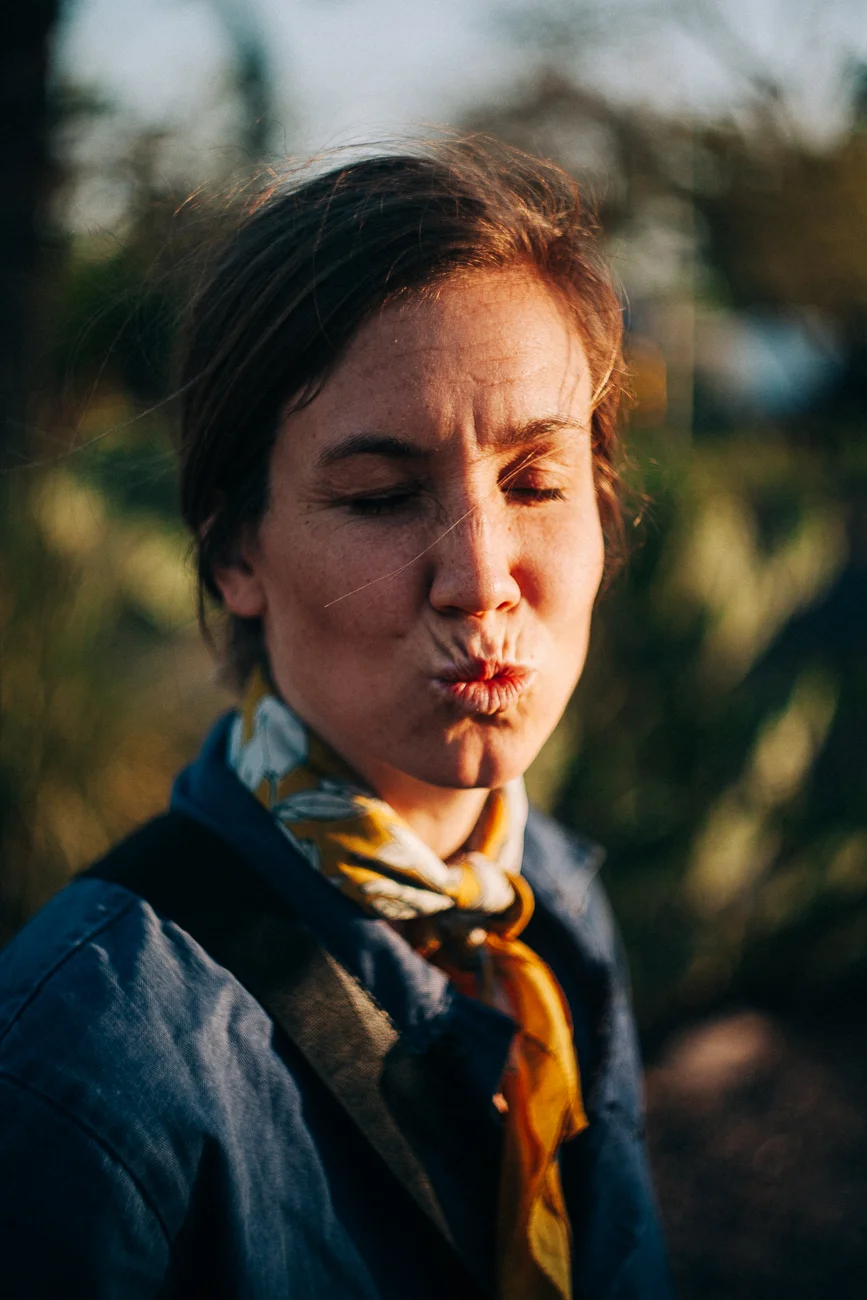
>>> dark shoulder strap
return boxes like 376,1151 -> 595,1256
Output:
84,812 -> 455,1247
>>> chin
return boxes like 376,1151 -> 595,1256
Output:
406,724 -> 543,791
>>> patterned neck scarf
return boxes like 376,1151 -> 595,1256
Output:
229,673 -> 588,1300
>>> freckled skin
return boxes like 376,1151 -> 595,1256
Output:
215,268 -> 604,852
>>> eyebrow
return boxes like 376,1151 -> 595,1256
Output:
316,417 -> 582,468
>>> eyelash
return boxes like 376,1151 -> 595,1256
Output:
504,485 -> 566,504
344,484 -> 565,517
346,491 -> 416,517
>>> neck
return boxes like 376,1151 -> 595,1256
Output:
260,677 -> 492,860
362,761 -> 491,860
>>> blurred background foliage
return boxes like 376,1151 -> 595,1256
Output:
1,0 -> 866,1055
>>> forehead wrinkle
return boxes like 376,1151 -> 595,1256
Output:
458,413 -> 589,471
316,433 -> 428,469
485,414 -> 588,451
316,415 -> 586,473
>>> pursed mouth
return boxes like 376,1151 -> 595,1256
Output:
431,660 -> 537,717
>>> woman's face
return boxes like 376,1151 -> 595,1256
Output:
217,267 -> 605,794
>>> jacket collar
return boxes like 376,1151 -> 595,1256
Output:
172,714 -> 624,1292
172,714 -> 517,1087
172,711 -> 612,1018
174,715 -> 527,1287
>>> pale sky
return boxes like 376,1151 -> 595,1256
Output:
56,0 -> 867,160
57,0 -> 525,152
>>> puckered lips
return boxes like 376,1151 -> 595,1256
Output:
431,658 -> 536,716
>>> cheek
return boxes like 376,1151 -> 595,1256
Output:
529,509 -> 605,630
259,514 -> 424,635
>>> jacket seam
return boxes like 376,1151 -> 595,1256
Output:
561,829 -> 607,913
0,886 -> 139,1051
0,1068 -> 175,1251
526,812 -> 606,916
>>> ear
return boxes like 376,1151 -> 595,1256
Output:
212,546 -> 267,619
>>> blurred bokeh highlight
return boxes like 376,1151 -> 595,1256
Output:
2,2 -> 866,1294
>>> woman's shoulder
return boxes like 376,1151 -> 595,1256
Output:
0,873 -> 231,1036
0,876 -> 156,1056
0,870 -> 280,1150
0,863 -> 349,1295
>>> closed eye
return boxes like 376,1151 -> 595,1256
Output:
344,489 -> 420,517
502,485 -> 566,505
499,445 -> 568,506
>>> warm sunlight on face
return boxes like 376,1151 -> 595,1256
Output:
216,267 -> 605,802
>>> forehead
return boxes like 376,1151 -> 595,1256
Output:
283,268 -> 592,458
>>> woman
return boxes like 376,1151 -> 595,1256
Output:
0,142 -> 671,1299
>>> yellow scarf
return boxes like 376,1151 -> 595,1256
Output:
229,674 -> 588,1300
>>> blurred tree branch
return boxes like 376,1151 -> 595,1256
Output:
493,0 -> 866,139
470,0 -> 867,439
209,0 -> 278,160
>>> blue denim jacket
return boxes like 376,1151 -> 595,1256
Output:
0,717 -> 671,1298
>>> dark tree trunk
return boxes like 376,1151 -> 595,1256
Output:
0,1 -> 61,465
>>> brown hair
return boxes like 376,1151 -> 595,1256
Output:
177,138 -> 627,687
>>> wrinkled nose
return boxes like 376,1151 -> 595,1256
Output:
428,503 -> 521,617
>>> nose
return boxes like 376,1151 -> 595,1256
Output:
428,499 -> 522,618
